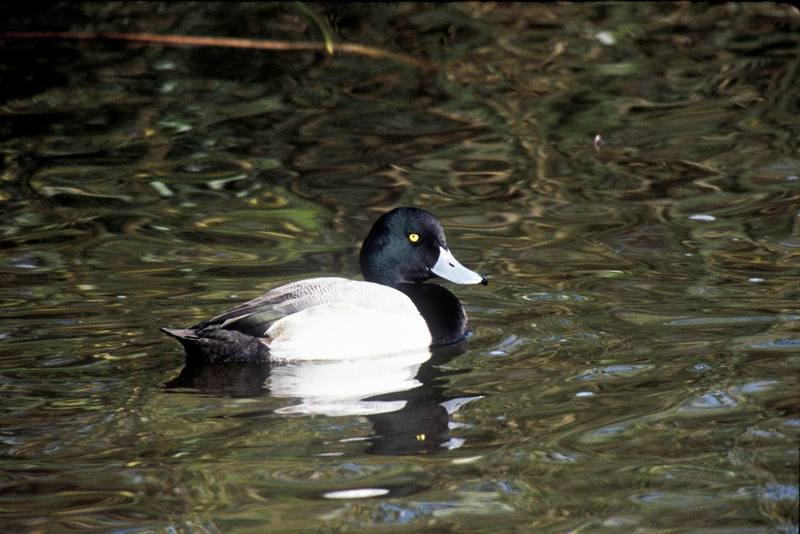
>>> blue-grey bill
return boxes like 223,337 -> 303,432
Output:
431,246 -> 487,285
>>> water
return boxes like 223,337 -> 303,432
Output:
1,3 -> 799,532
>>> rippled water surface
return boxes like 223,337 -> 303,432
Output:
1,3 -> 799,532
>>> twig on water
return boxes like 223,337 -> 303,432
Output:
1,31 -> 438,71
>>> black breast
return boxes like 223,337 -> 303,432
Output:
397,283 -> 468,346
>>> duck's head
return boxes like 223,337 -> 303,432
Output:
359,207 -> 488,287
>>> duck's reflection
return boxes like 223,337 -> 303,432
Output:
164,342 -> 482,455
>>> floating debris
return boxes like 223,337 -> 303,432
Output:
596,31 -> 616,45
688,214 -> 716,222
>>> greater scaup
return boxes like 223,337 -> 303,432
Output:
161,207 -> 487,363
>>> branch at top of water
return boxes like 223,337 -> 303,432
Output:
1,30 -> 438,71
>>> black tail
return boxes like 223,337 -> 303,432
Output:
160,326 -> 270,364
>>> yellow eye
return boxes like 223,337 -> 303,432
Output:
408,233 -> 420,243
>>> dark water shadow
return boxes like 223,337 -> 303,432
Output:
164,360 -> 272,397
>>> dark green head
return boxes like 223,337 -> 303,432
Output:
359,207 -> 487,287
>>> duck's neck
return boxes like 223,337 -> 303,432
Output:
396,283 -> 468,346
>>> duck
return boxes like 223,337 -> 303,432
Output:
161,207 -> 487,364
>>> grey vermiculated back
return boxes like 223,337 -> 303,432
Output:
196,277 -> 420,337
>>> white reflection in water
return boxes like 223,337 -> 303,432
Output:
271,349 -> 432,416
